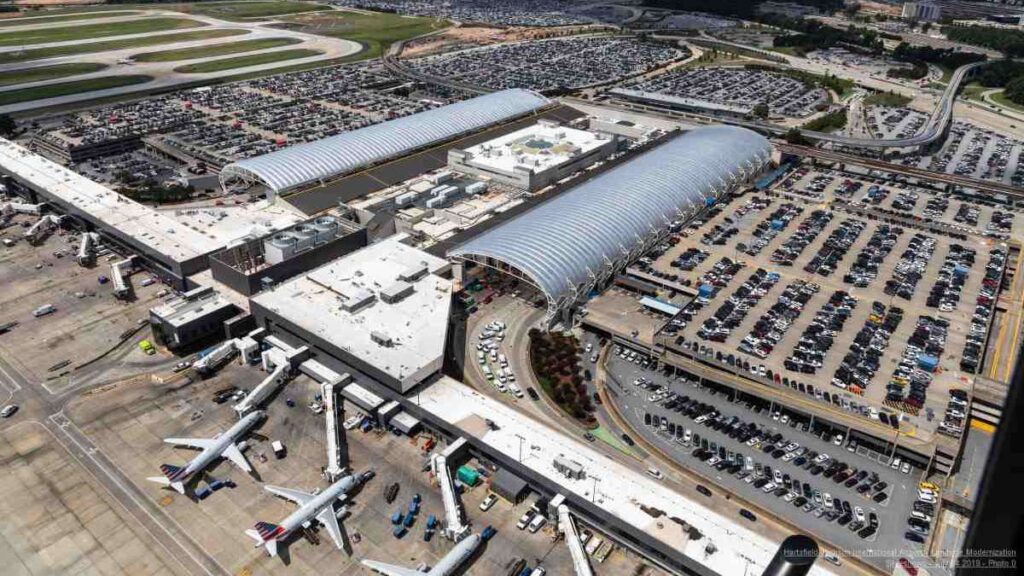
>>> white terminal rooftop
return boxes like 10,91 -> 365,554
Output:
0,138 -> 301,264
252,235 -> 452,392
418,377 -> 840,576
455,120 -> 610,176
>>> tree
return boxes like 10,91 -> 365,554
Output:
784,127 -> 810,145
1005,76 -> 1024,106
752,103 -> 770,119
0,114 -> 15,137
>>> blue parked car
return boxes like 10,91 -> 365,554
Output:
391,511 -> 403,525
426,515 -> 438,530
481,525 -> 496,541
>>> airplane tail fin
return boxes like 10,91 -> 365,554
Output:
147,465 -> 187,494
247,522 -> 284,557
157,464 -> 188,494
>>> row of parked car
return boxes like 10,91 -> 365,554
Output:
926,244 -> 975,311
884,233 -> 937,301
669,247 -> 708,272
740,202 -> 803,257
641,392 -> 887,539
698,268 -> 779,343
662,257 -> 744,336
803,219 -> 867,277
961,247 -> 1006,374
922,195 -> 949,220
832,301 -> 904,394
739,280 -> 818,360
904,484 -> 940,543
938,389 -> 969,438
785,290 -> 857,376
890,191 -> 918,212
885,316 -> 948,410
843,223 -> 902,288
771,209 -> 833,267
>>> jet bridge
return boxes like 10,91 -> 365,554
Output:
431,453 -> 470,542
234,358 -> 290,416
23,214 -> 61,244
558,503 -> 594,576
110,255 -> 136,299
322,379 -> 347,480
77,232 -> 100,266
234,344 -> 309,416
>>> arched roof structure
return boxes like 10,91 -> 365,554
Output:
219,89 -> 550,194
449,125 -> 773,321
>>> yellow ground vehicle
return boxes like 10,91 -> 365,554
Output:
138,339 -> 155,355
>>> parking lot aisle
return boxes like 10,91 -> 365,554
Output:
600,353 -> 927,573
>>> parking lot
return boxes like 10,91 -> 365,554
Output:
893,118 -> 1024,187
405,36 -> 684,93
330,0 -> 596,27
603,351 -> 929,572
619,165 -> 1023,442
623,67 -> 828,118
26,60 -> 447,170
866,106 -> 928,141
0,216 -> 167,390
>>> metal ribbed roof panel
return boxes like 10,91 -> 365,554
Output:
220,89 -> 550,193
449,126 -> 772,309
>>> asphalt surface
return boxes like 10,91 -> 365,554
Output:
603,352 -> 933,573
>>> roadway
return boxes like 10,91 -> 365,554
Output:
459,292 -> 883,575
776,143 -> 1024,198
599,351 -> 927,575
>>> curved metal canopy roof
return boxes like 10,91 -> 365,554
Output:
449,126 -> 772,315
220,89 -> 550,193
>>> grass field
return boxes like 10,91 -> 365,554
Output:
0,62 -> 106,87
167,1 -> 325,20
275,10 -> 446,60
133,37 -> 303,62
989,90 -> 1024,114
0,75 -> 151,106
864,91 -> 912,108
174,48 -> 321,73
0,29 -> 248,65
0,17 -> 205,48
0,11 -> 140,27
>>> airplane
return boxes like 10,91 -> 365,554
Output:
361,533 -> 483,576
146,410 -> 264,494
246,471 -> 373,557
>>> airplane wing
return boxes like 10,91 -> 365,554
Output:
221,443 -> 253,473
264,485 -> 315,506
359,560 -> 424,576
316,507 -> 344,550
164,437 -> 216,450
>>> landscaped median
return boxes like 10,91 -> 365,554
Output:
0,29 -> 248,65
173,49 -> 322,74
0,62 -> 106,87
0,75 -> 151,106
528,328 -> 598,427
0,17 -> 205,48
0,11 -> 141,27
